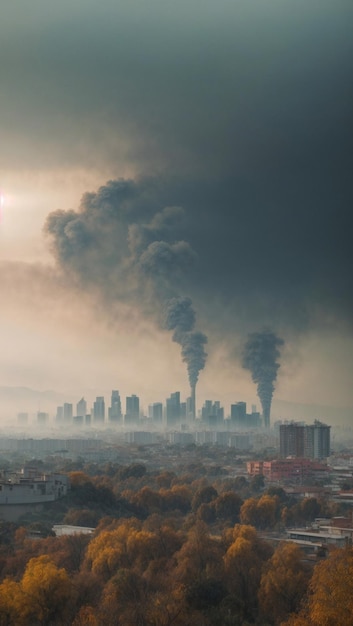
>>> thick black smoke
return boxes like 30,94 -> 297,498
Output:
242,331 -> 284,427
164,297 -> 207,388
45,181 -> 208,387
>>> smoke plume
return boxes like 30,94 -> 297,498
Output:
242,330 -> 284,427
164,297 -> 208,388
45,180 -> 208,388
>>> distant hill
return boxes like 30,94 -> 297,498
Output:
0,386 -> 74,418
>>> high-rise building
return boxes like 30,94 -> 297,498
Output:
148,402 -> 163,423
56,406 -> 63,421
166,392 -> 180,427
280,422 -> 305,458
304,421 -> 331,460
125,394 -> 140,425
63,403 -> 73,422
109,390 -> 122,424
93,396 -> 105,424
37,411 -> 49,426
280,421 -> 330,460
201,400 -> 224,427
186,396 -> 194,419
76,397 -> 87,418
230,402 -> 247,428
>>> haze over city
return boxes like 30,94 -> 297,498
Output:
1,1 -> 352,425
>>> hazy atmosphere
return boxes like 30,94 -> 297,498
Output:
1,1 -> 352,421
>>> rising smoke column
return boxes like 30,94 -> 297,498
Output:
45,180 -> 208,393
242,330 -> 284,428
164,297 -> 207,412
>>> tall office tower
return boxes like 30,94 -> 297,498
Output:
56,406 -> 63,421
125,394 -> 140,425
230,402 -> 247,428
248,411 -> 261,428
109,390 -> 122,424
186,396 -> 194,419
76,397 -> 87,418
279,422 -> 305,458
63,403 -> 73,422
93,396 -> 105,424
304,421 -> 331,460
148,402 -> 163,424
166,392 -> 181,427
37,411 -> 49,426
201,400 -> 224,427
190,384 -> 196,419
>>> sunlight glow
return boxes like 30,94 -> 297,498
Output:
0,192 -> 4,222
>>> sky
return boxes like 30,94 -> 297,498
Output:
0,0 -> 352,420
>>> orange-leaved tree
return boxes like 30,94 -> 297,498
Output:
258,542 -> 310,624
281,546 -> 353,626
0,555 -> 74,626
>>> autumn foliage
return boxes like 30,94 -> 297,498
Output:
0,460 -> 349,625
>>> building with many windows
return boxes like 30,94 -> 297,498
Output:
109,390 -> 122,424
201,400 -> 224,427
304,421 -> 331,460
148,402 -> 163,424
166,392 -> 181,427
125,394 -> 140,425
76,397 -> 87,418
280,421 -> 331,460
247,458 -> 329,483
63,403 -> 73,421
279,422 -> 305,457
93,396 -> 105,424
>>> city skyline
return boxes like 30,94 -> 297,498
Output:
1,2 -> 352,419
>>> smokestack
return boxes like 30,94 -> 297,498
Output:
191,384 -> 196,420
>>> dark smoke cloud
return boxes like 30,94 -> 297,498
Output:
3,0 -> 352,376
242,331 -> 284,427
45,181 -> 208,386
164,296 -> 208,388
139,241 -> 196,278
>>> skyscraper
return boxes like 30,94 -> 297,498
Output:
280,421 -> 331,460
148,402 -> 163,424
63,403 -> 73,422
201,400 -> 224,427
304,421 -> 331,460
109,390 -> 122,424
93,396 -> 105,424
125,394 -> 140,425
166,392 -> 180,427
76,397 -> 87,418
230,402 -> 247,428
280,422 -> 305,458
56,406 -> 63,421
